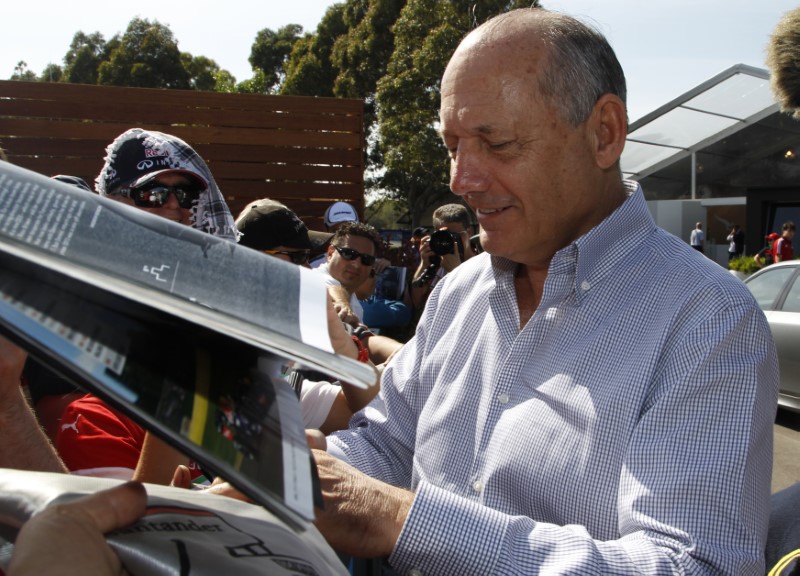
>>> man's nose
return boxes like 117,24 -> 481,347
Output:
449,147 -> 488,197
162,191 -> 182,208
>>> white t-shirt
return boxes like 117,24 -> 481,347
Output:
300,379 -> 341,429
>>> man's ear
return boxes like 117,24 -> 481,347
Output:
589,94 -> 628,170
327,243 -> 335,259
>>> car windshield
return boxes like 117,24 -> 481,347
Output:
745,267 -> 797,310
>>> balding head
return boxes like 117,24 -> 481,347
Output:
446,8 -> 627,127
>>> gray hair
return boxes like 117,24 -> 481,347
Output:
486,9 -> 627,127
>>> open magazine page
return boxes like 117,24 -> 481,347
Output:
0,469 -> 349,576
0,252 -> 314,524
0,162 -> 378,528
0,161 -> 361,363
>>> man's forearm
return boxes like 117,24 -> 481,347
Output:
0,387 -> 67,473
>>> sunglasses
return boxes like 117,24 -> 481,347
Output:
123,183 -> 203,209
263,249 -> 310,265
333,245 -> 376,266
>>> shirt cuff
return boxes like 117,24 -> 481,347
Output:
389,480 -> 508,575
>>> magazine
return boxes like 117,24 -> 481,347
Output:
0,162 -> 378,530
0,469 -> 349,575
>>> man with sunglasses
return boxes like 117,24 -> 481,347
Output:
316,222 -> 381,324
235,198 -> 333,267
234,199 -> 384,433
55,128 -> 239,486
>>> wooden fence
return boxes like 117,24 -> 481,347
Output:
0,81 -> 365,229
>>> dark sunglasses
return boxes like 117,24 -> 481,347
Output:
124,183 -> 203,209
263,249 -> 310,265
334,245 -> 376,266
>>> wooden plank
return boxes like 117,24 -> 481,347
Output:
0,99 -> 363,132
0,81 -> 363,115
0,82 -> 365,214
207,162 -> 362,183
0,119 -> 363,148
196,143 -> 362,165
2,138 -> 363,168
0,138 -> 108,158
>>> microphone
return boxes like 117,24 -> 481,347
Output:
767,7 -> 800,118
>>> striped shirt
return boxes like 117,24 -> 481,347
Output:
330,182 -> 778,575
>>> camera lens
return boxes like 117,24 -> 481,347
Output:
429,230 -> 455,255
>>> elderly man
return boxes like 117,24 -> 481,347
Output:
311,8 -> 778,575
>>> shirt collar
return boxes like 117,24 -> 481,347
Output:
490,180 -> 655,305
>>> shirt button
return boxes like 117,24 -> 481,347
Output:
472,480 -> 483,493
581,280 -> 591,291
407,570 -> 423,576
498,392 -> 509,404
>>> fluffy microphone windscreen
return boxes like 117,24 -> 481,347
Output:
767,7 -> 800,119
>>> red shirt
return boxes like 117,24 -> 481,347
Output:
55,394 -> 204,481
774,236 -> 794,262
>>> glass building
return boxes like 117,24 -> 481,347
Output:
622,64 -> 800,263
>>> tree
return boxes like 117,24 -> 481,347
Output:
39,64 -> 63,83
248,24 -> 304,93
181,54 -> 224,91
62,32 -> 107,84
282,5 -> 350,97
10,61 -> 37,81
330,0 -> 404,135
97,18 -> 191,89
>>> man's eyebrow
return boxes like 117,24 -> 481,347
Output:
438,124 -> 498,139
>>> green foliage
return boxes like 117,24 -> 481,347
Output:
10,61 -> 37,81
97,18 -> 191,89
728,255 -> 762,275
182,54 -> 223,91
63,32 -> 107,84
282,6 -> 347,97
39,64 -> 63,82
249,24 -> 304,93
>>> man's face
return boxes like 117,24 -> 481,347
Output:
107,172 -> 196,226
326,234 -> 375,292
439,35 -> 602,269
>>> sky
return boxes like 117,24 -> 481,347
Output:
3,0 -> 798,122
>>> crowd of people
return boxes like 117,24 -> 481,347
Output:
1,5 -> 798,575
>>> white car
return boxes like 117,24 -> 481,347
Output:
744,261 -> 800,412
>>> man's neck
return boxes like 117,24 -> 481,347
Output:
514,264 -> 547,329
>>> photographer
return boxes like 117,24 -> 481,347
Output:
410,203 -> 476,311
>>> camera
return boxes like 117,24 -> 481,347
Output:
429,229 -> 464,259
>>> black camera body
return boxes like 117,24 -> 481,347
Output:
429,229 -> 465,259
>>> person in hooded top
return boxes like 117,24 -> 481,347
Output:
55,128 -> 239,485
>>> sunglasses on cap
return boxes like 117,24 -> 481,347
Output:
333,245 -> 376,266
122,182 -> 203,209
263,249 -> 310,265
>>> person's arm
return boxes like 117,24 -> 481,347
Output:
328,285 -> 360,327
0,336 -> 67,473
8,481 -> 147,576
320,291 -> 777,574
410,237 -> 436,310
131,432 -> 190,485
775,238 -> 785,262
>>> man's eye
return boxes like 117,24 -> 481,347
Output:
489,141 -> 512,150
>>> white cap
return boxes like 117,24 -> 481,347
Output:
323,201 -> 359,228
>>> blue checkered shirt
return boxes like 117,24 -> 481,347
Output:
330,182 -> 778,575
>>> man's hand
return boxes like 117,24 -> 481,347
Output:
312,448 -> 413,558
8,481 -> 147,576
170,465 -> 253,503
328,285 -> 360,327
